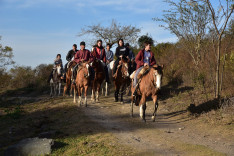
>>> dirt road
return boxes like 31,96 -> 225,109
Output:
78,94 -> 234,156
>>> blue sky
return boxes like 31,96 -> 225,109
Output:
0,0 -> 225,67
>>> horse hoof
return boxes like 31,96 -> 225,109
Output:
151,116 -> 156,122
121,101 -> 124,104
141,119 -> 146,122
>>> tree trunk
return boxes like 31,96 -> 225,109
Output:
215,38 -> 221,99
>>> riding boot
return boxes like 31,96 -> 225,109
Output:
114,91 -> 118,102
133,83 -> 138,96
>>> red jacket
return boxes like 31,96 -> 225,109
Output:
135,49 -> 156,70
92,46 -> 106,63
74,49 -> 93,64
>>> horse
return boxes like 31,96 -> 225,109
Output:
90,59 -> 105,102
101,60 -> 114,96
113,58 -> 131,103
73,62 -> 90,107
130,64 -> 163,122
50,64 -> 62,96
63,61 -> 76,96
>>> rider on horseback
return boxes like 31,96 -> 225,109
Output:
63,44 -> 78,79
132,41 -> 156,96
105,43 -> 113,65
112,39 -> 129,78
72,41 -> 93,84
125,43 -> 136,74
48,54 -> 63,82
92,39 -> 110,84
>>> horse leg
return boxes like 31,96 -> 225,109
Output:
139,95 -> 146,122
114,90 -> 119,102
50,84 -> 53,97
54,84 -> 57,96
96,84 -> 101,102
58,82 -> 61,96
105,82 -> 108,96
78,87 -> 83,107
84,86 -> 88,107
73,86 -> 76,103
120,85 -> 124,103
151,95 -> 158,122
91,89 -> 95,102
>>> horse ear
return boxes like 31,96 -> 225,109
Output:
161,64 -> 164,69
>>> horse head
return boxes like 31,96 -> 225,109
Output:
120,59 -> 129,78
56,64 -> 62,76
152,64 -> 164,89
80,62 -> 90,78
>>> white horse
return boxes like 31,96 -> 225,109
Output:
50,64 -> 62,96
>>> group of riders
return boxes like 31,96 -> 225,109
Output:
49,38 -> 156,97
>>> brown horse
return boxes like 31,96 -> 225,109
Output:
113,59 -> 130,103
63,61 -> 76,96
73,62 -> 90,107
90,59 -> 105,102
130,65 -> 163,122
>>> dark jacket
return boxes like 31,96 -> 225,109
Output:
66,49 -> 78,61
74,49 -> 93,64
92,46 -> 106,63
115,46 -> 129,59
135,49 -> 156,70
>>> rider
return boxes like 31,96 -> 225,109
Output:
62,44 -> 78,79
92,39 -> 110,83
112,39 -> 129,78
72,41 -> 93,84
48,54 -> 63,82
105,43 -> 114,65
125,43 -> 136,74
133,41 -> 156,95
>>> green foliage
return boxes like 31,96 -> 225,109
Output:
0,36 -> 15,68
138,34 -> 154,48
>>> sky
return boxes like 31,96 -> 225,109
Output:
0,0 -> 226,68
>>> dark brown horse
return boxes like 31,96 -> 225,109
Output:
63,61 -> 76,96
130,65 -> 163,122
113,58 -> 130,103
90,59 -> 105,102
74,62 -> 90,107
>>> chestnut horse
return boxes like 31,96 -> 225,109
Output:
113,59 -> 130,103
90,59 -> 105,102
63,61 -> 76,96
73,62 -> 90,107
130,65 -> 163,122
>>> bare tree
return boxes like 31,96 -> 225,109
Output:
78,19 -> 141,47
205,0 -> 233,99
153,0 -> 211,66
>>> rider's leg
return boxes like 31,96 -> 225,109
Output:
133,66 -> 143,96
112,59 -> 119,77
72,64 -> 78,84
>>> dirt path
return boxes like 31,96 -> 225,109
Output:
77,95 -> 234,156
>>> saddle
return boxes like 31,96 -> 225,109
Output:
130,66 -> 150,80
